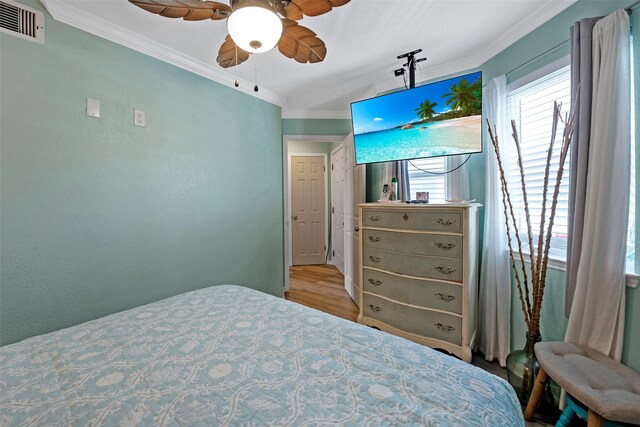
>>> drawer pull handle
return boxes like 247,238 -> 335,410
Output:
434,322 -> 455,333
368,304 -> 382,312
403,213 -> 409,221
434,242 -> 456,250
369,256 -> 382,263
435,266 -> 456,274
368,278 -> 382,286
435,293 -> 456,302
368,236 -> 381,242
368,215 -> 382,222
436,218 -> 456,225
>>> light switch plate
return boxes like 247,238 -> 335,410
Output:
134,109 -> 145,127
86,98 -> 100,118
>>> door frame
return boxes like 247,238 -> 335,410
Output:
282,135 -> 346,292
287,152 -> 329,269
330,143 -> 345,275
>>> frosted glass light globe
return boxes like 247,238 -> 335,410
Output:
227,6 -> 283,53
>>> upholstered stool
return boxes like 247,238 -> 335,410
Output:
524,342 -> 640,427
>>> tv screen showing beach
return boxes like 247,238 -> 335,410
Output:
351,71 -> 482,165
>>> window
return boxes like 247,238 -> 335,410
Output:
506,65 -> 572,259
507,63 -> 636,273
408,157 -> 446,201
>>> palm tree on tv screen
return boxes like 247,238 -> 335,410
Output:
415,100 -> 438,121
443,78 -> 482,113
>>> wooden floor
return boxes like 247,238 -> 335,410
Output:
285,264 -> 359,322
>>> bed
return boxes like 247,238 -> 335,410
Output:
0,285 -> 523,426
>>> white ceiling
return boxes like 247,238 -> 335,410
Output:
40,0 -> 576,118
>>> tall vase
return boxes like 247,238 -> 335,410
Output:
506,332 -> 541,404
506,333 -> 558,421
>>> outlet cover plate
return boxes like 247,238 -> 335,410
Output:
86,98 -> 100,118
134,109 -> 145,127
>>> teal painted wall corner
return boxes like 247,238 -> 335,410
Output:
0,1 -> 284,345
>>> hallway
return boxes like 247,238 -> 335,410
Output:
284,264 -> 358,322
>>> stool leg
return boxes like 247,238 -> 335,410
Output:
524,367 -> 549,421
587,409 -> 604,427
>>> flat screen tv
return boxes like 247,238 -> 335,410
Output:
351,71 -> 482,165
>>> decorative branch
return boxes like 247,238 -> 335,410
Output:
510,121 -> 535,319
487,88 -> 578,336
487,121 -> 531,327
534,102 -> 560,300
532,94 -> 579,332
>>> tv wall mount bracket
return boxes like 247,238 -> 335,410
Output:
394,49 -> 426,89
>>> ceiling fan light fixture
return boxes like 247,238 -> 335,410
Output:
227,5 -> 283,54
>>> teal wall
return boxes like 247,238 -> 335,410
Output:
282,118 -> 352,136
480,0 -> 640,371
0,2 -> 284,345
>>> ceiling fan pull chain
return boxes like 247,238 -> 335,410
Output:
254,55 -> 259,92
234,44 -> 240,87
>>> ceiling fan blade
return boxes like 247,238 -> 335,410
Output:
277,1 -> 303,20
283,0 -> 350,20
217,35 -> 251,68
128,0 -> 232,21
278,19 -> 327,64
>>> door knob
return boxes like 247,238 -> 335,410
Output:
354,226 -> 359,232
292,216 -> 298,221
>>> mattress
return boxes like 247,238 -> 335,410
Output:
0,285 -> 523,426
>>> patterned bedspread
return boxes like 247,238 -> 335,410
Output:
0,285 -> 523,426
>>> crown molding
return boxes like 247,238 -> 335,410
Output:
475,0 -> 576,67
281,110 -> 351,120
38,0 -> 286,107
38,0 -> 574,114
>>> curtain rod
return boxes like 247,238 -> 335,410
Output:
627,0 -> 640,14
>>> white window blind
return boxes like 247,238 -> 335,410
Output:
408,157 -> 446,202
506,65 -> 571,257
507,63 -> 636,268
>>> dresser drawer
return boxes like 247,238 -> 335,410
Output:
363,248 -> 463,282
362,209 -> 462,232
363,269 -> 462,314
363,229 -> 463,259
363,294 -> 462,345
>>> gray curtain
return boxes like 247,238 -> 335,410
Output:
393,160 -> 410,202
565,9 -> 630,359
565,16 -> 601,316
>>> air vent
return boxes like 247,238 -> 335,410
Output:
0,0 -> 44,44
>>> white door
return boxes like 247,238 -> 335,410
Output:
291,155 -> 326,265
331,146 -> 345,274
343,134 -> 365,305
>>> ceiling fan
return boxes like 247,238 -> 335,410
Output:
128,0 -> 350,68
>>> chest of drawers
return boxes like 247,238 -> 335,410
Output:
357,203 -> 480,362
